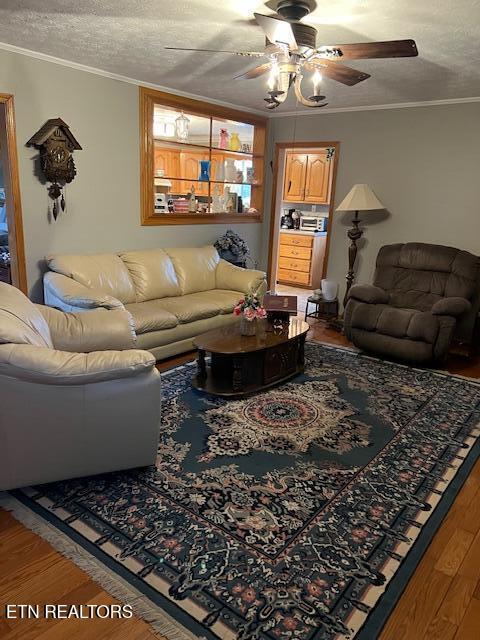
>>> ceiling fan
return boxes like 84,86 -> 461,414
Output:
166,0 -> 418,110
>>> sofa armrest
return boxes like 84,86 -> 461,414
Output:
0,343 -> 156,385
431,297 -> 471,317
37,305 -> 137,352
44,272 -> 124,311
216,259 -> 267,297
348,284 -> 389,305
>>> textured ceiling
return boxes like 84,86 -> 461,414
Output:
0,0 -> 479,113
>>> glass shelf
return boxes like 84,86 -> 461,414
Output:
154,138 -> 255,157
210,146 -> 254,157
158,177 -> 260,187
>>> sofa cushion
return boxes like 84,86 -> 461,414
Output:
165,246 -> 220,295
125,301 -> 178,334
119,249 -> 181,302
351,302 -> 439,344
0,282 -> 53,348
158,293 -> 221,323
47,253 -> 136,304
198,289 -> 244,313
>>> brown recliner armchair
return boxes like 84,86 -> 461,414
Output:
344,243 -> 480,363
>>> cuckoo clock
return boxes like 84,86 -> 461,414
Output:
26,119 -> 82,221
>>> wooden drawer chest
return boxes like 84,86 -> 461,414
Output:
277,232 -> 326,289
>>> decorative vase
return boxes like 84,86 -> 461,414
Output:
218,128 -> 229,149
216,161 -> 225,182
229,132 -> 241,151
240,316 -> 256,336
198,160 -> 210,182
224,159 -> 236,182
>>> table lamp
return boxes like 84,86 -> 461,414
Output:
336,184 -> 385,307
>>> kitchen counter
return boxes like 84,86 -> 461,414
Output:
279,229 -> 327,237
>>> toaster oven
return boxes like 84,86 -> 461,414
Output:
300,216 -> 327,231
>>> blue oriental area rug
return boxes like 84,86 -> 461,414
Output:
8,343 -> 480,640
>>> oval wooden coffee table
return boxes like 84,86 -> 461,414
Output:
192,317 -> 309,397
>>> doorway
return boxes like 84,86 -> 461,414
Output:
267,141 -> 339,312
0,94 -> 26,292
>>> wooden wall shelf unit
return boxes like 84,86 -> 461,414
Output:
140,87 -> 267,225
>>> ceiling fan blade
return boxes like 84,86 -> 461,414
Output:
306,58 -> 370,86
254,13 -> 297,50
234,62 -> 272,80
165,47 -> 265,58
319,40 -> 418,60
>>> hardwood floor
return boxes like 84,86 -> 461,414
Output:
0,319 -> 479,639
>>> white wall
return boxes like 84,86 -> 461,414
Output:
0,49 -> 265,299
263,103 -> 480,304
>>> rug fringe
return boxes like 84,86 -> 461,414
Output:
0,493 -> 200,640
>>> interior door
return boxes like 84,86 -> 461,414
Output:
0,97 -> 26,292
283,153 -> 307,202
304,152 -> 331,203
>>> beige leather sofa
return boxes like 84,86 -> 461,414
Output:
44,246 -> 267,359
0,282 -> 161,490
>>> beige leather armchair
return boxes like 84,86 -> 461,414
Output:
0,283 -> 161,490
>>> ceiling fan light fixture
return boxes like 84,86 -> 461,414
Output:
276,0 -> 311,22
293,72 -> 328,107
267,59 -> 280,91
312,68 -> 322,96
307,94 -> 327,102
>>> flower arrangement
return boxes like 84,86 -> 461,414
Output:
214,230 -> 250,259
234,294 -> 267,322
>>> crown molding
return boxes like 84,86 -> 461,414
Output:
0,41 -> 267,118
1,40 -> 479,120
268,96 -> 480,117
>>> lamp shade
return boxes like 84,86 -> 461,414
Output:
336,184 -> 385,212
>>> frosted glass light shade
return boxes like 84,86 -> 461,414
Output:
336,184 -> 385,212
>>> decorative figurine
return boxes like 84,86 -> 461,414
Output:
212,185 -> 224,213
188,185 -> 197,213
26,118 -> 82,221
224,159 -> 236,182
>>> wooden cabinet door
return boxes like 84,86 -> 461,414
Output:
154,147 -> 180,193
305,152 -> 331,203
180,151 -> 209,196
283,153 -> 308,202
